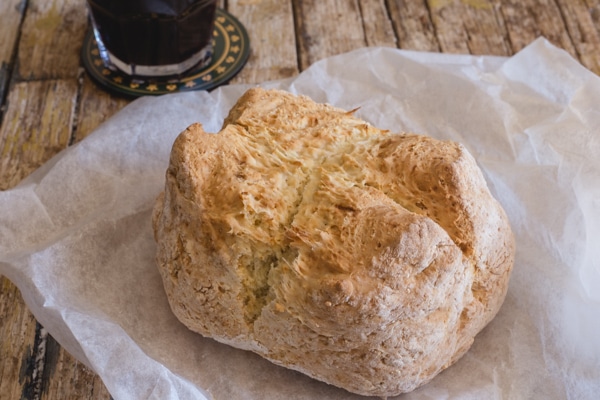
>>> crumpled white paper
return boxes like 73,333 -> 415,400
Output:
1,38 -> 599,399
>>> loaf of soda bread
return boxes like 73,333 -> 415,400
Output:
152,88 -> 515,397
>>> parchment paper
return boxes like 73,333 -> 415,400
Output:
1,38 -> 599,399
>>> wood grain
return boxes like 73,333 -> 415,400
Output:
0,79 -> 77,190
293,0 -> 367,70
0,277 -> 38,400
16,0 -> 87,80
427,0 -> 512,56
0,0 -> 24,66
501,0 -> 577,57
358,0 -> 397,47
41,334 -> 112,400
229,0 -> 299,83
386,0 -> 440,51
0,0 -> 26,105
74,75 -> 129,142
556,0 -> 600,75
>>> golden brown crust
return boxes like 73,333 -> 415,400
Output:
152,88 -> 515,397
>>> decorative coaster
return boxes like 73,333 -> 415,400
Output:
81,9 -> 250,97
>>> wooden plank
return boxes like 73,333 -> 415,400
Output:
293,0 -> 367,70
0,0 -> 25,103
358,0 -> 398,47
16,0 -> 88,80
386,0 -> 440,52
0,277 -> 39,400
589,0 -> 600,27
500,0 -> 578,57
41,334 -> 112,400
228,0 -> 299,83
427,0 -> 511,56
556,0 -> 600,75
0,79 -> 77,190
0,0 -> 24,65
74,75 -> 129,142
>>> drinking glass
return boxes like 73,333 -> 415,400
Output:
87,0 -> 218,77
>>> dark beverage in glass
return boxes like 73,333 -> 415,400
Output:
87,0 -> 218,77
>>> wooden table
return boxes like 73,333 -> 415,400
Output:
1,0 -> 599,398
